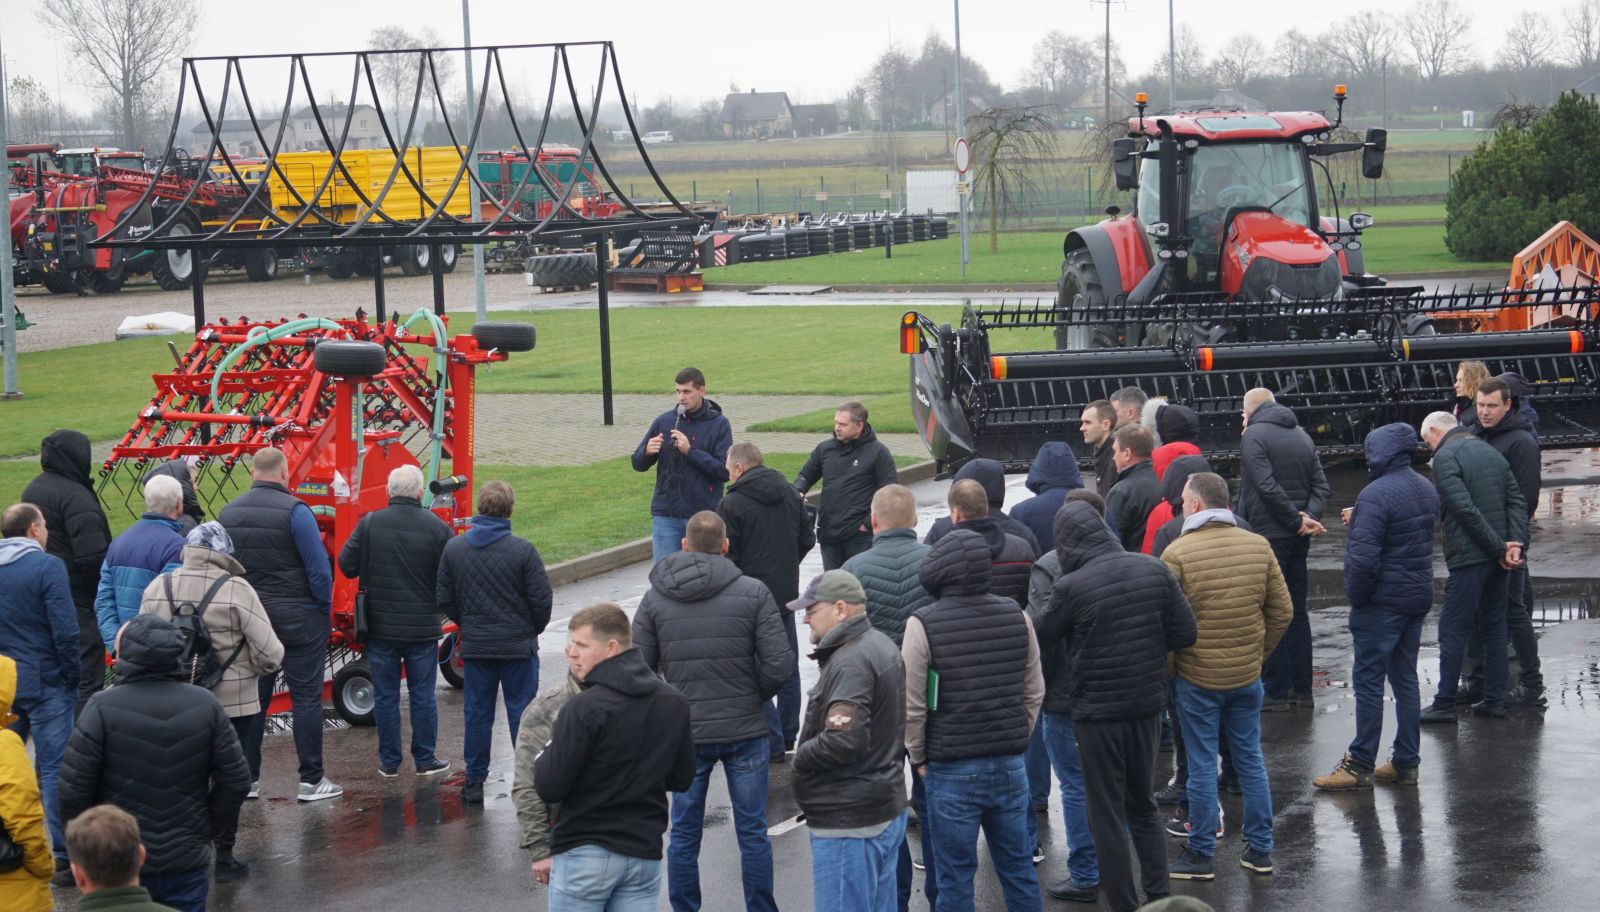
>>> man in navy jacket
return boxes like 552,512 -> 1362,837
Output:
632,367 -> 733,562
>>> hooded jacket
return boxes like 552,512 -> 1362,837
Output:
1008,442 -> 1085,551
21,430 -> 112,643
59,615 -> 251,876
924,458 -> 1041,555
0,655 -> 54,912
631,398 -> 733,519
841,528 -> 932,646
1344,424 -> 1438,614
718,464 -> 816,606
1144,401 -> 1200,448
0,537 -> 80,702
951,515 -> 1035,610
1139,442 -> 1203,554
1105,458 -> 1161,553
140,545 -> 284,717
632,551 -> 795,744
1471,408 -> 1540,521
1430,427 -> 1528,570
533,649 -> 695,861
437,516 -> 551,660
143,460 -> 204,533
792,612 -> 907,830
512,674 -> 582,860
1161,514 -> 1292,691
794,424 -> 899,544
1236,402 -> 1330,540
338,496 -> 453,643
1034,502 -> 1196,721
1148,455 -> 1258,558
93,513 -> 186,648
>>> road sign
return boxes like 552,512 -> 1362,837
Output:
955,180 -> 971,196
954,137 -> 970,175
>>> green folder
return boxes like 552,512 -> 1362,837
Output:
926,668 -> 940,712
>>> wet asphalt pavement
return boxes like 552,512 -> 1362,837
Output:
48,451 -> 1600,911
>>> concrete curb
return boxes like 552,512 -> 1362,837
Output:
544,459 -> 940,588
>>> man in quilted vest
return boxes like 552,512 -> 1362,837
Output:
1161,473 -> 1291,884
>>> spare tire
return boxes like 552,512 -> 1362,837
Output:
524,252 -> 597,289
313,340 -> 388,376
473,321 -> 536,352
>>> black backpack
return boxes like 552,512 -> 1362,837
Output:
163,573 -> 248,689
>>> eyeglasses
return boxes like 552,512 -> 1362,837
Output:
803,602 -> 834,618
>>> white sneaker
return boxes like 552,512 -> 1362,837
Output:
246,781 -> 260,800
297,778 -> 343,802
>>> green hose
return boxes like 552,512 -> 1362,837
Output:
209,318 -> 345,412
398,308 -> 451,507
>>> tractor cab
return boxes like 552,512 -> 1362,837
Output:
55,148 -> 145,177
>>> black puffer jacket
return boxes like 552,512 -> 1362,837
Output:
21,430 -> 112,643
1472,409 -> 1541,520
1035,501 -> 1197,722
924,458 -> 1041,555
143,460 -> 204,532
338,496 -> 453,643
1237,402 -> 1330,540
58,615 -> 250,875
952,516 -> 1034,609
792,613 -> 906,829
1105,459 -> 1161,553
436,517 -> 552,660
794,425 -> 899,543
633,551 -> 795,744
718,465 -> 816,606
1026,550 -> 1071,715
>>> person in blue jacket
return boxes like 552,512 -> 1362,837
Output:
1008,442 -> 1085,553
631,367 -> 733,561
93,475 -> 186,651
1313,423 -> 1438,791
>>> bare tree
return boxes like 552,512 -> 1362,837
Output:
1324,12 -> 1399,79
40,0 -> 199,148
1029,31 -> 1098,106
1148,23 -> 1210,86
6,76 -> 58,142
368,27 -> 457,128
1497,13 -> 1558,70
1213,34 -> 1268,86
1564,0 -> 1600,69
1273,29 -> 1327,79
966,105 -> 1057,252
1405,0 -> 1473,80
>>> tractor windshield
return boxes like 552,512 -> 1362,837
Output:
1185,142 -> 1312,240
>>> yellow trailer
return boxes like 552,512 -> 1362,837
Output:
267,147 -> 472,223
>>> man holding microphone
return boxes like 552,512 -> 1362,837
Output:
632,368 -> 733,562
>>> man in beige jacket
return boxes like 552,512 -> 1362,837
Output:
140,521 -> 282,883
1160,473 -> 1290,884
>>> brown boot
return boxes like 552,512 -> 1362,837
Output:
1373,759 -> 1420,785
1313,755 -> 1373,791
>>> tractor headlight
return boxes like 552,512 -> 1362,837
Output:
1158,248 -> 1173,260
1174,249 -> 1189,259
1349,212 -> 1374,230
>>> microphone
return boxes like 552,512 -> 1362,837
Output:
675,404 -> 687,419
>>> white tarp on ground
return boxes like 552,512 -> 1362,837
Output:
907,169 -> 959,215
115,311 -> 195,339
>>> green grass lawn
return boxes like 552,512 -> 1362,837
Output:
748,393 -> 915,435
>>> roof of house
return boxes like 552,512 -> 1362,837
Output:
720,91 -> 793,123
291,103 -> 381,121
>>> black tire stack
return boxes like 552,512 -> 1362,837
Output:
524,252 -> 599,289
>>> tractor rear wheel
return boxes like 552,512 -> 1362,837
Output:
1056,249 -> 1116,350
245,247 -> 279,283
473,321 -> 536,352
313,340 -> 388,376
149,215 -> 200,291
42,269 -> 81,295
524,252 -> 597,289
332,660 -> 375,726
88,263 -> 126,294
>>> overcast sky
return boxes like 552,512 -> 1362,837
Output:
0,0 -> 1545,115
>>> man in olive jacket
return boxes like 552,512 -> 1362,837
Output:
1161,473 -> 1291,883
795,401 -> 899,569
1419,412 -> 1527,721
790,570 -> 907,912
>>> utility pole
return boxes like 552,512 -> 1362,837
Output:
1167,0 -> 1176,110
462,0 -> 486,321
954,0 -> 969,275
1,43 -> 22,399
1381,56 -> 1389,130
1091,0 -> 1113,130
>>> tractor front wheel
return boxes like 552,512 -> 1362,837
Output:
149,216 -> 200,291
1056,249 -> 1119,350
332,660 -> 376,726
245,248 -> 279,283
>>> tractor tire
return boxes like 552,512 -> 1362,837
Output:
440,244 -> 459,274
397,245 -> 423,277
473,321 -> 536,352
88,264 -> 126,294
1055,249 -> 1118,350
327,259 -> 355,280
149,215 -> 200,291
438,633 -> 465,689
332,660 -> 376,726
245,247 -> 279,283
313,340 -> 388,377
524,252 -> 597,289
42,270 -> 80,295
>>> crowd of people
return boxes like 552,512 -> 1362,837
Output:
0,359 -> 1547,912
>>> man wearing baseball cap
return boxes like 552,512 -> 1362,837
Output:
789,571 -> 907,912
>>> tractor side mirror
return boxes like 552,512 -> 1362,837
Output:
1361,128 -> 1387,180
1112,139 -> 1138,191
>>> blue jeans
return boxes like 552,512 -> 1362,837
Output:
366,637 -> 441,770
1042,712 -> 1099,887
668,736 -> 775,912
142,866 -> 209,912
1348,608 -> 1424,770
551,844 -> 662,912
1175,677 -> 1272,857
923,754 -> 1042,912
9,686 -> 74,861
1434,561 -> 1510,708
254,624 -> 329,784
652,516 -> 689,562
896,760 -> 937,910
813,811 -> 908,912
764,610 -> 802,753
1261,536 -> 1312,698
462,656 -> 538,784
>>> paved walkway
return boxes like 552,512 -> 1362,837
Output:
474,392 -> 925,465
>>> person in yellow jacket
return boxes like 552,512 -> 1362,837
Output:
0,653 -> 56,912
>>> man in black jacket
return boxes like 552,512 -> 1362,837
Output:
718,441 -> 815,758
437,480 -> 552,804
1237,389 -> 1330,710
789,570 -> 907,912
338,465 -> 453,779
1034,501 -> 1198,912
59,615 -> 251,912
535,603 -> 695,911
1105,425 -> 1162,554
632,510 -> 794,912
1465,377 -> 1545,708
21,430 -> 112,716
903,529 -> 1045,912
795,401 -> 900,569
944,479 -> 1035,613
924,458 -> 1041,555
1082,400 -> 1118,498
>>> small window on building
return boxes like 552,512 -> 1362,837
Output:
361,120 -> 368,129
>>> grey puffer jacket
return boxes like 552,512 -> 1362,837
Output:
841,528 -> 932,646
633,551 -> 796,744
